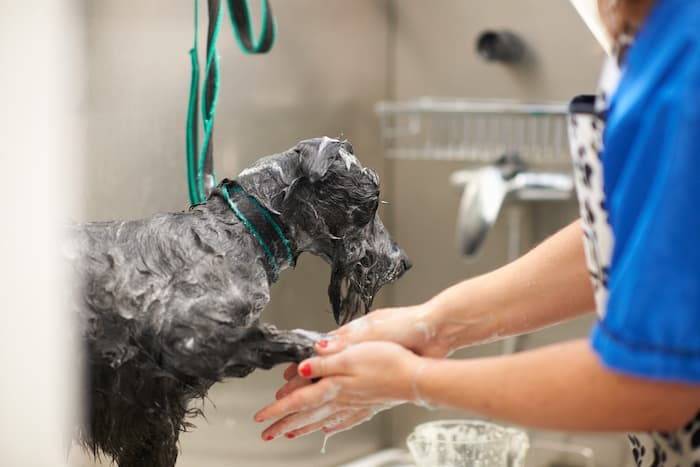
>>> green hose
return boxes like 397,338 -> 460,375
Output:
196,2 -> 223,203
185,0 -> 276,205
185,0 -> 201,205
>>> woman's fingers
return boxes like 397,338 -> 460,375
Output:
285,409 -> 360,439
275,375 -> 312,400
297,353 -> 347,379
255,378 -> 339,423
322,408 -> 373,434
311,321 -> 367,355
261,407 -> 356,440
314,338 -> 342,354
283,363 -> 298,381
325,314 -> 376,344
260,405 -> 336,439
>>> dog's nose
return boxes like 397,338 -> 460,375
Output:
392,242 -> 412,272
401,254 -> 413,271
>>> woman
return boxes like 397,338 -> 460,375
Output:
256,0 -> 700,464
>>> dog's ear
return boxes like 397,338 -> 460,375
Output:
298,137 -> 347,183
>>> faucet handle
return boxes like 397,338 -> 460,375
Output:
451,166 -> 573,258
510,172 -> 574,200
453,166 -> 508,258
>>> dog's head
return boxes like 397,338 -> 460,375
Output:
296,137 -> 411,325
238,137 -> 411,325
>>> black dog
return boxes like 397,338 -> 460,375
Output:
65,137 -> 411,466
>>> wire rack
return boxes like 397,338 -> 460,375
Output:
375,98 -> 571,166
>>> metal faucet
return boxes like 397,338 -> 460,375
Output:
450,154 -> 573,258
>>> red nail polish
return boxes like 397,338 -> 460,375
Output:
286,433 -> 296,439
299,363 -> 312,377
264,435 -> 274,441
317,340 -> 328,348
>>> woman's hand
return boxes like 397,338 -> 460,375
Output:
275,304 -> 449,408
266,304 -> 449,437
319,304 -> 451,358
254,341 -> 421,440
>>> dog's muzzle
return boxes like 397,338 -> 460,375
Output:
329,223 -> 411,326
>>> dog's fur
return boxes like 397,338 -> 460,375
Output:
64,137 -> 410,467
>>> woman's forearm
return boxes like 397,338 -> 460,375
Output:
427,219 -> 595,351
415,339 -> 700,432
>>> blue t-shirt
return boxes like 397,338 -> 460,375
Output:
591,0 -> 700,383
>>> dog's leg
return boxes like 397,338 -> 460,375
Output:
231,324 -> 326,371
86,359 -> 187,467
161,320 -> 325,380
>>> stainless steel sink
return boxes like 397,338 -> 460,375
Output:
340,449 -> 416,467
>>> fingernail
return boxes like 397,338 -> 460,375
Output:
317,340 -> 329,349
285,433 -> 295,439
264,435 -> 274,441
299,363 -> 312,377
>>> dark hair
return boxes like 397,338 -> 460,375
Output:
598,0 -> 657,40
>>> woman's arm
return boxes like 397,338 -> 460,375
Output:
428,219 -> 595,352
417,339 -> 700,431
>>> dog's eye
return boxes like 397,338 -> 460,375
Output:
368,198 -> 379,214
352,199 -> 377,226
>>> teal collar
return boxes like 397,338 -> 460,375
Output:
219,181 -> 295,282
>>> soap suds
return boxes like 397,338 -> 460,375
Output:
411,361 -> 435,409
319,404 -> 403,453
321,433 -> 332,454
414,321 -> 435,343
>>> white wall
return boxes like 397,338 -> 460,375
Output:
0,1 -> 84,466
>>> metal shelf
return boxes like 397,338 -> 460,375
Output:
376,97 -> 571,166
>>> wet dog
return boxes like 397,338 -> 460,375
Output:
65,137 -> 411,466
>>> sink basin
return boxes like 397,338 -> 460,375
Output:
340,449 -> 415,467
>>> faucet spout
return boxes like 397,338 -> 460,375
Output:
451,156 -> 573,258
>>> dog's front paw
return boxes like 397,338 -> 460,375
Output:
287,329 -> 329,361
289,329 -> 327,344
248,325 -> 329,368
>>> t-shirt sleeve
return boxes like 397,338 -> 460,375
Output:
591,39 -> 700,383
